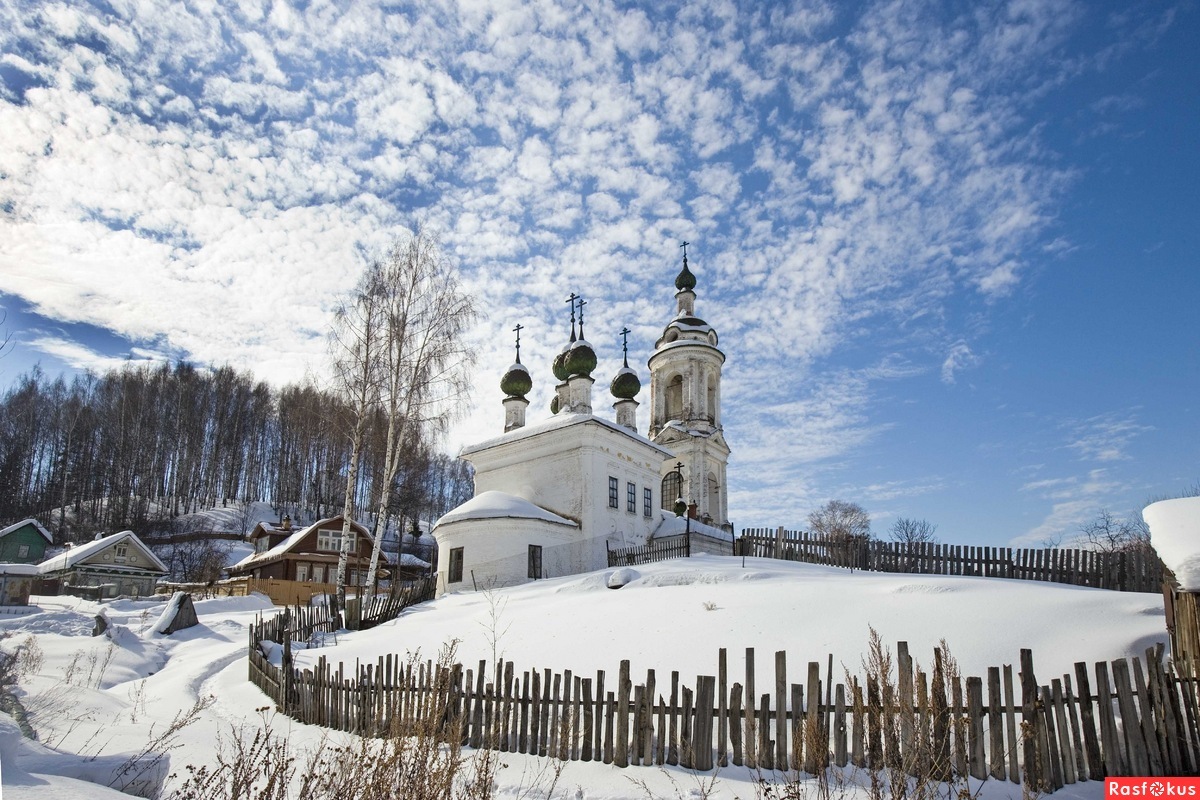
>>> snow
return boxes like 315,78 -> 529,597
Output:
435,490 -> 578,527
1145,496 -> 1200,590
460,411 -> 673,458
228,525 -> 310,570
0,555 -> 1169,799
396,552 -> 431,567
37,531 -> 168,574
653,511 -> 734,542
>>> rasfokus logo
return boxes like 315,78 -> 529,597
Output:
1107,778 -> 1200,797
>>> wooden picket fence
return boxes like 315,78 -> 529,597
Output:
248,621 -> 1200,788
739,529 -> 1165,594
607,537 -> 690,567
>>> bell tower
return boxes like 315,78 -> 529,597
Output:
647,244 -> 731,530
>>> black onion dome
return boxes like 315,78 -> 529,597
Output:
500,362 -> 532,398
675,260 -> 697,291
552,349 -> 570,381
610,366 -> 641,399
564,338 -> 597,377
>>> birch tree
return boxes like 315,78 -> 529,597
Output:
363,231 -> 476,594
329,269 -> 386,613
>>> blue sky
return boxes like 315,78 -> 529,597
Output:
1,0 -> 1196,546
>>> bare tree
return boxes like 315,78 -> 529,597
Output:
1079,508 -> 1152,554
363,231 -> 477,594
889,517 -> 938,545
328,268 -> 386,613
808,499 -> 872,541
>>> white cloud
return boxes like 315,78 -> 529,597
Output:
0,0 -> 1142,531
940,340 -> 981,384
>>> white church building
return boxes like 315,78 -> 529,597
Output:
432,250 -> 733,594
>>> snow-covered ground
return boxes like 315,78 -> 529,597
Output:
0,555 -> 1171,799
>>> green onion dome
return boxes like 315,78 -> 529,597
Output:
552,349 -> 570,382
550,394 -> 560,415
564,338 -> 597,377
610,366 -> 641,400
675,260 -> 697,291
500,362 -> 532,398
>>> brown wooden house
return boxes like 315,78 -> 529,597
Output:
227,515 -> 390,591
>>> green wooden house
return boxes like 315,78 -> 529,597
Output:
0,519 -> 53,563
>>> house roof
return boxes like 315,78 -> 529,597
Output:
435,490 -> 577,529
0,518 -> 53,543
229,516 -> 380,571
38,531 -> 168,574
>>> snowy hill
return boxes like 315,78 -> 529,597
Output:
0,555 -> 1171,799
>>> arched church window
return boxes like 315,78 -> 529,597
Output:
665,375 -> 683,421
661,470 -> 681,512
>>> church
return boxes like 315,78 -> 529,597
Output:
432,248 -> 733,594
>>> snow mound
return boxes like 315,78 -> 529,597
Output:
1145,497 -> 1200,590
607,568 -> 639,588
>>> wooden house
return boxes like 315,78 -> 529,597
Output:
0,518 -> 54,563
37,531 -> 168,599
227,515 -> 390,590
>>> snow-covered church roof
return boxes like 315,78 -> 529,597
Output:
435,491 -> 577,528
460,411 -> 673,459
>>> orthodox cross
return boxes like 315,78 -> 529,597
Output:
618,326 -> 631,367
565,292 -> 578,342
577,296 -> 587,340
680,240 -> 690,265
512,323 -> 524,363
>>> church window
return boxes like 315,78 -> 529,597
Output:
643,488 -> 652,517
528,545 -> 542,579
661,471 -> 681,511
665,375 -> 683,420
449,547 -> 464,583
608,477 -> 619,509
627,482 -> 636,513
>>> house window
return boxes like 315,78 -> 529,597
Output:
349,569 -> 358,586
608,476 -> 619,509
627,482 -> 636,513
255,537 -> 269,553
17,544 -> 29,559
317,528 -> 356,553
312,565 -> 325,583
114,543 -> 128,562
528,545 -> 543,580
449,547 -> 464,583
643,488 -> 652,518
296,563 -> 308,582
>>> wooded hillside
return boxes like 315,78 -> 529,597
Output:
0,362 -> 473,542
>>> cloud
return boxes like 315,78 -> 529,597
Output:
1066,412 -> 1153,463
0,0 -> 1147,530
941,340 -> 981,384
